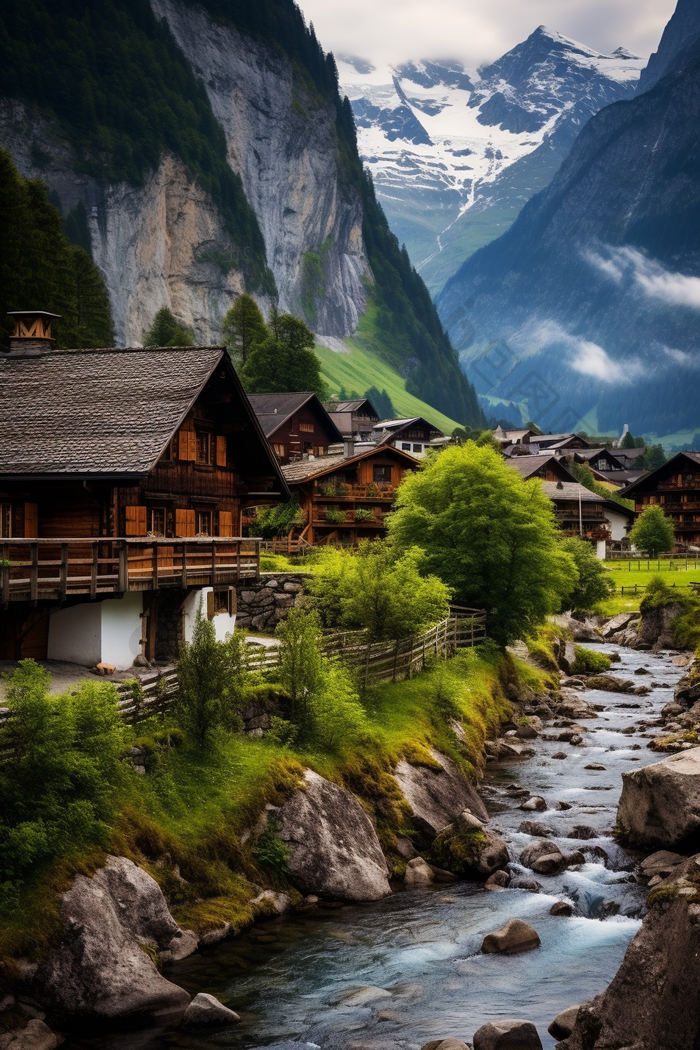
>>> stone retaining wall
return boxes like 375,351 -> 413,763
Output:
235,573 -> 311,632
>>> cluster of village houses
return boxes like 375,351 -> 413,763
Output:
1,311 -> 697,669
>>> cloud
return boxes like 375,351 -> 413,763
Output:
296,0 -> 674,70
663,346 -> 700,368
521,318 -> 644,383
586,245 -> 700,309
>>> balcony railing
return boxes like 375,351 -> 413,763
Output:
313,483 -> 395,500
0,537 -> 260,602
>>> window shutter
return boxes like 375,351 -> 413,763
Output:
207,590 -> 215,620
216,435 -> 227,467
188,431 -> 197,462
125,506 -> 147,536
175,508 -> 196,537
23,503 -> 38,538
219,511 -> 233,537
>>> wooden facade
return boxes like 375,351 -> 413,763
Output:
373,417 -> 444,458
624,452 -> 700,547
247,392 -> 343,464
282,445 -> 418,546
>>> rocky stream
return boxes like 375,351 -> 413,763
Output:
52,642 -> 694,1050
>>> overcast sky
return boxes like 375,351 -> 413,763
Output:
296,0 -> 676,70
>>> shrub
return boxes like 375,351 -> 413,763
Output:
572,646 -> 612,674
307,660 -> 370,752
324,506 -> 347,524
630,506 -> 675,557
255,498 -> 305,539
354,508 -> 376,522
174,611 -> 248,746
558,537 -> 614,611
252,820 -> 291,884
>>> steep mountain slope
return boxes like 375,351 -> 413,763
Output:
0,0 -> 482,426
339,29 -> 644,295
638,0 -> 700,92
437,19 -> 700,437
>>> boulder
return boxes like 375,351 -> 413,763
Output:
617,747 -> 700,848
32,856 -> 190,1024
394,750 -> 488,844
637,603 -> 685,651
161,929 -> 198,962
586,675 -> 636,694
520,839 -> 563,872
519,796 -> 546,812
421,1041 -> 471,1050
481,919 -> 541,955
278,770 -> 391,900
559,641 -> 577,674
675,666 -> 700,708
518,821 -> 553,837
0,1021 -> 63,1050
181,993 -> 239,1027
548,1004 -> 580,1039
571,621 -> 602,643
472,1019 -> 543,1049
562,857 -> 700,1049
639,850 -> 684,879
550,901 -> 574,916
430,814 -> 509,878
484,870 -> 510,890
602,612 -> 638,638
404,857 -> 435,887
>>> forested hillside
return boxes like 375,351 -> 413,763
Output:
0,0 -> 482,426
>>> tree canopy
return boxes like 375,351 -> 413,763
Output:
241,307 -> 325,395
387,443 -> 577,644
221,293 -> 267,367
0,148 -> 114,350
630,505 -> 675,557
143,307 -> 193,347
558,537 -> 614,611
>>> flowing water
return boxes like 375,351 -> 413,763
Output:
66,644 -> 687,1050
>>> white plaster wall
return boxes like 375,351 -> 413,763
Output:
48,602 -> 102,666
596,539 -> 607,560
605,507 -> 631,542
101,593 -> 143,668
183,587 -> 236,644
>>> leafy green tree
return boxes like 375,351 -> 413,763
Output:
241,310 -> 325,395
276,607 -> 325,727
558,537 -> 614,611
621,431 -> 645,449
630,506 -> 675,557
309,541 -> 451,640
0,661 -> 126,881
143,307 -> 193,347
254,498 -> 305,539
221,293 -> 268,368
572,462 -> 633,510
175,610 -> 246,746
640,444 -> 667,471
387,443 -> 578,645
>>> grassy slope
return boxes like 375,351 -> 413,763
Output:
0,647 -> 544,971
316,338 -> 460,433
596,559 -> 700,617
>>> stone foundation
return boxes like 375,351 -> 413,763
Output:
235,573 -> 310,632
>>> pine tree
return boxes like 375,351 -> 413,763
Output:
143,307 -> 193,347
221,293 -> 268,367
241,311 -> 325,395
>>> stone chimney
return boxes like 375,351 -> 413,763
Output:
7,310 -> 61,352
344,439 -> 355,458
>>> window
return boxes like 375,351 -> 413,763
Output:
207,587 -> 236,618
401,442 -> 411,451
299,422 -> 314,433
373,465 -> 392,483
149,507 -> 166,535
196,510 -> 212,536
160,438 -> 174,463
273,443 -> 285,458
413,444 -> 422,453
196,431 -> 213,465
1,503 -> 11,538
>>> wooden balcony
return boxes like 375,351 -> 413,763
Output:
313,483 -> 395,501
0,537 -> 260,602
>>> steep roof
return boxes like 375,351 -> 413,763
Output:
247,392 -> 343,442
0,345 -> 287,490
328,398 -> 380,418
281,443 -> 418,484
541,481 -> 603,502
373,416 -> 444,443
508,455 -> 576,482
622,451 -> 700,498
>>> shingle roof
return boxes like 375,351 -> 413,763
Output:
329,398 -> 379,417
247,392 -> 342,443
0,345 -> 225,475
508,455 -> 576,481
541,481 -> 603,502
281,443 -> 418,484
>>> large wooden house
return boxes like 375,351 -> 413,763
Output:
0,312 -> 287,664
624,452 -> 700,548
281,445 -> 418,546
373,417 -> 445,458
247,392 -> 343,464
325,398 -> 381,442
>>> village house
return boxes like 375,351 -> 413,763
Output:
623,451 -> 700,548
526,432 -> 590,453
0,311 -> 287,666
325,398 -> 381,442
372,416 -> 445,458
492,426 -> 536,449
281,445 -> 418,546
247,392 -> 343,464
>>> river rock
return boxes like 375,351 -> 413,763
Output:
278,770 -> 391,900
484,870 -> 510,890
550,901 -> 574,916
430,814 -> 509,878
585,675 -> 636,694
251,890 -> 293,915
602,612 -> 638,638
520,839 -> 563,870
340,986 -> 392,1007
421,1041 -> 471,1050
0,1021 -> 64,1050
508,877 -> 542,892
394,750 -> 488,844
472,1018 -> 543,1049
675,666 -> 700,708
562,858 -> 700,1049
181,993 -> 239,1027
638,602 -> 685,651
481,919 -> 541,955
548,1004 -> 580,1039
639,850 -> 684,879
567,825 -> 597,840
31,857 -> 190,1024
617,747 -> 700,848
404,857 -> 435,887
519,796 -> 546,812
161,928 -> 199,962
518,821 -> 553,837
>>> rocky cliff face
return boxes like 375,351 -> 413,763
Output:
437,3 -> 700,436
0,0 -> 369,346
638,0 -> 700,93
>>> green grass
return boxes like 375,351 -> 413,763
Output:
315,338 -> 460,433
596,559 -> 700,617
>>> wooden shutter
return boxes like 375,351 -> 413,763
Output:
219,511 -> 233,537
175,508 -> 195,537
23,503 -> 38,538
358,461 -> 372,485
216,435 -> 227,467
178,430 -> 196,461
206,590 -> 215,620
125,505 -> 147,536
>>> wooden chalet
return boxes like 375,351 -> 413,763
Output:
325,398 -> 381,442
526,432 -> 590,452
247,392 -> 343,464
508,455 -> 577,483
281,444 -> 418,546
623,452 -> 700,548
0,311 -> 287,663
574,448 -> 626,472
541,481 -> 609,539
373,417 -> 445,458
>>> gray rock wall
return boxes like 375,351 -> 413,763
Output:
236,573 -> 310,632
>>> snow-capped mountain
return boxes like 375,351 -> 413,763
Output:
339,27 -> 645,294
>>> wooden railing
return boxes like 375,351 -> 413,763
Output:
0,537 -> 261,601
313,483 -> 396,500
